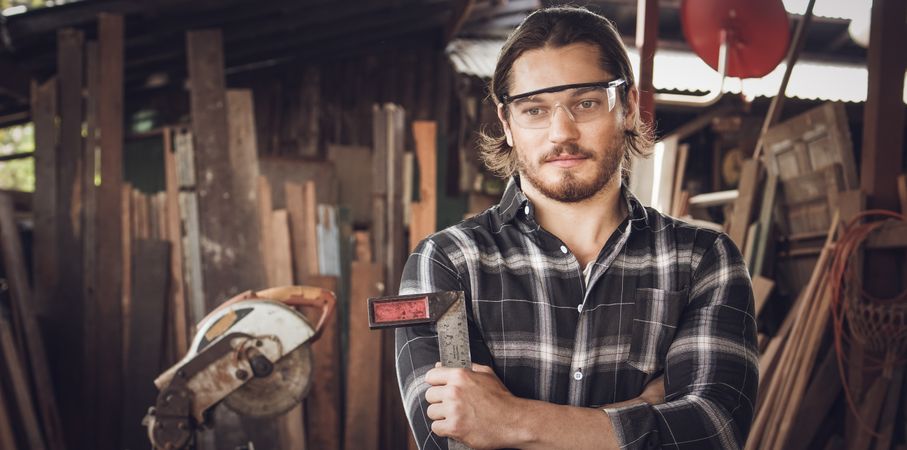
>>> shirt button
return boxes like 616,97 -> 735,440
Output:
577,304 -> 584,313
524,205 -> 530,215
573,370 -> 583,381
560,245 -> 568,254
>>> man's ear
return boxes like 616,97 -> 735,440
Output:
624,86 -> 640,131
497,103 -> 514,147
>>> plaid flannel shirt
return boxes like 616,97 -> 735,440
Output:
395,177 -> 758,449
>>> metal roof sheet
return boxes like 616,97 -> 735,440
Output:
447,38 -> 907,104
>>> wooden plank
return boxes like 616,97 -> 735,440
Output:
327,145 -> 373,226
784,347 -> 842,450
94,13 -> 125,449
30,77 -> 57,321
186,29 -> 266,310
874,367 -> 903,450
55,34 -> 85,431
121,185 -> 132,360
173,129 -> 206,328
0,193 -> 64,449
269,210 -> 294,286
849,375 -> 888,450
258,177 -> 276,286
0,309 -> 45,450
728,159 -> 760,249
317,205 -> 341,277
750,173 -> 777,277
163,128 -> 188,354
286,182 -> 314,280
344,260 -> 385,450
751,275 -> 774,317
410,121 -> 437,251
304,182 -> 320,275
274,208 -> 305,450
121,239 -> 170,450
0,377 -> 17,450
259,156 -> 338,208
864,222 -> 907,249
80,39 -> 100,450
303,275 -> 342,450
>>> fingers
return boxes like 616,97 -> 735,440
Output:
425,385 -> 444,404
472,363 -> 494,374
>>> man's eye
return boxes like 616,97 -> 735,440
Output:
523,107 -> 545,116
577,100 -> 600,110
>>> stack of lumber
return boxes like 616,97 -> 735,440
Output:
0,193 -> 65,450
746,216 -> 838,450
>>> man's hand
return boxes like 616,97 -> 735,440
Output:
424,363 -> 523,449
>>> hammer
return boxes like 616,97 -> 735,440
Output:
368,291 -> 473,450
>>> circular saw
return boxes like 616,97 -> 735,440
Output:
144,286 -> 335,450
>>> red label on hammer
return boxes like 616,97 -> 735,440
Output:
373,296 -> 430,323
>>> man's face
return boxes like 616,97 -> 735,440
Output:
498,42 -> 636,203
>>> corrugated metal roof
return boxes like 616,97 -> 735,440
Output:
447,38 -> 907,104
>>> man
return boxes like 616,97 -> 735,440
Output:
396,6 -> 757,450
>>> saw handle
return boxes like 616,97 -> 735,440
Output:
255,286 -> 336,342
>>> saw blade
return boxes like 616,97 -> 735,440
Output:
222,344 -> 313,418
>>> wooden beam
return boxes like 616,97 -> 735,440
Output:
635,0 -> 658,125
55,29 -> 86,450
186,28 -> 272,448
860,0 -> 906,211
30,77 -> 57,321
95,13 -> 125,449
186,29 -> 266,307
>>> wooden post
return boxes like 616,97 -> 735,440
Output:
186,30 -> 266,309
861,0 -> 906,212
31,77 -> 57,321
186,29 -> 271,448
95,14 -> 125,449
80,41 -> 100,450
635,0 -> 658,125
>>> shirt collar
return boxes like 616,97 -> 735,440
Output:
495,176 -> 650,226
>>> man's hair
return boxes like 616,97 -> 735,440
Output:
477,6 -> 654,179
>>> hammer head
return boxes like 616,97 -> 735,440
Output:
367,291 -> 464,329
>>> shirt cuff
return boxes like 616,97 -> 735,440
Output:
603,402 -> 660,449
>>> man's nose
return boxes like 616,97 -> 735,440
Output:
548,105 -> 580,144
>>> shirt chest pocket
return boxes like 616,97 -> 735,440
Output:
627,288 -> 688,373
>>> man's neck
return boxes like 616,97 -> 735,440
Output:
521,175 -> 626,268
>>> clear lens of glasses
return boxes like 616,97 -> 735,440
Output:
507,84 -> 619,129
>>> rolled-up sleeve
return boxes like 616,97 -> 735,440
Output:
394,238 -> 493,450
604,234 -> 759,449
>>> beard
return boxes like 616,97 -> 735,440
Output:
517,133 -> 624,203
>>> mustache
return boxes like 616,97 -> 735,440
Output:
539,144 -> 595,164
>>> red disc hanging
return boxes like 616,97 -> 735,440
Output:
681,0 -> 790,79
